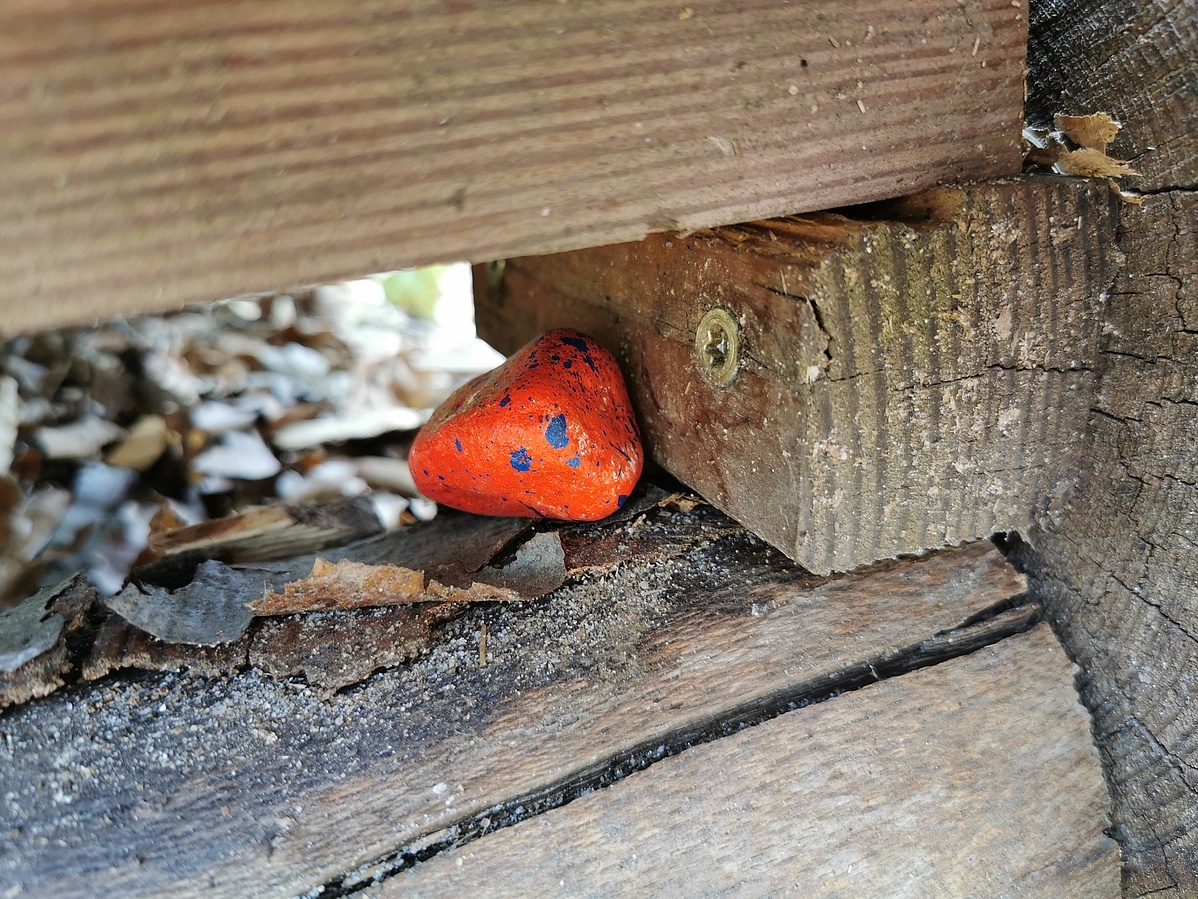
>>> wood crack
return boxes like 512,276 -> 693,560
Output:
319,597 -> 1041,896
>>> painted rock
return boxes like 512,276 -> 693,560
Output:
408,329 -> 643,520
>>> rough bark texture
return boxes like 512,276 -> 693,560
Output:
1015,190 -> 1198,899
1027,0 -> 1197,193
1016,2 -> 1198,894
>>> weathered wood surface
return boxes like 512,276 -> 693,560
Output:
1015,190 -> 1198,898
1016,4 -> 1198,897
476,176 -> 1117,575
1027,0 -> 1197,193
381,625 -> 1119,899
0,0 -> 1026,337
0,513 -> 1040,898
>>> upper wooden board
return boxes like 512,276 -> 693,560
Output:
0,0 -> 1026,335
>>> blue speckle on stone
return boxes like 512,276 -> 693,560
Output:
510,447 -> 532,472
545,413 -> 569,449
561,335 -> 598,371
454,438 -> 463,453
567,456 -> 581,468
617,494 -> 628,507
499,395 -> 511,408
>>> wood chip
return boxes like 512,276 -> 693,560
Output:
1054,112 -> 1121,152
1054,147 -> 1139,179
33,416 -> 126,460
0,376 -> 16,476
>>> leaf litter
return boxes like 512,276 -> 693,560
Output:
0,268 -> 717,703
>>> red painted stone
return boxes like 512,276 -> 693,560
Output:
408,329 -> 643,520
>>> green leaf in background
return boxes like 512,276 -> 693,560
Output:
381,267 -> 449,319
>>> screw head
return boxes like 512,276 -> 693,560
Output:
695,307 -> 740,386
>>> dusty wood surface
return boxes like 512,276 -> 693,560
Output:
1015,189 -> 1198,898
1016,4 -> 1198,897
476,176 -> 1117,575
0,0 -> 1025,336
381,625 -> 1119,899
0,511 -> 1035,898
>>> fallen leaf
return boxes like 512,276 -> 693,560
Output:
105,414 -> 170,471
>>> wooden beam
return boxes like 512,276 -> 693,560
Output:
379,626 -> 1120,898
0,0 -> 1026,335
476,176 -> 1118,575
0,524 -> 1040,897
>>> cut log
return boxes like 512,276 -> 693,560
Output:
0,0 -> 1026,335
1019,4 -> 1198,896
0,520 -> 1040,898
379,625 -> 1119,899
476,176 -> 1118,575
1014,189 -> 1198,898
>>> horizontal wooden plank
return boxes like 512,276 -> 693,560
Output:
0,511 -> 1026,897
382,625 -> 1120,898
0,0 -> 1025,335
475,176 -> 1119,574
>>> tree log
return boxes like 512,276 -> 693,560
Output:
1016,3 -> 1198,896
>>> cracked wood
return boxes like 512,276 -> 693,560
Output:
0,536 -> 1040,898
475,176 -> 1119,575
381,626 -> 1119,899
1015,4 -> 1198,895
1015,187 -> 1198,899
0,0 -> 1025,336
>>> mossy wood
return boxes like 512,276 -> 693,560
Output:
0,0 -> 1025,336
476,176 -> 1117,575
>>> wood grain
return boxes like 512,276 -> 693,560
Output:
0,530 -> 1027,898
1015,190 -> 1198,899
1018,5 -> 1198,895
380,625 -> 1120,899
476,176 -> 1118,575
0,0 -> 1026,335
1027,0 -> 1197,192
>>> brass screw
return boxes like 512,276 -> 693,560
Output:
695,307 -> 740,386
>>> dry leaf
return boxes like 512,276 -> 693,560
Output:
1054,147 -> 1139,179
1054,113 -> 1121,152
104,560 -> 260,646
105,414 -> 170,471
